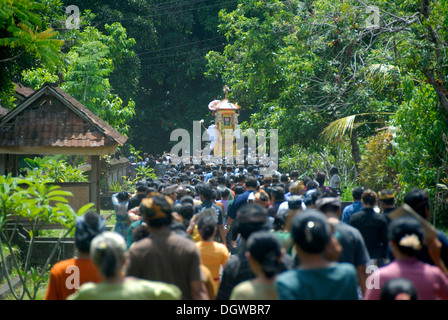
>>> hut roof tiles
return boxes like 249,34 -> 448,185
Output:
0,83 -> 127,154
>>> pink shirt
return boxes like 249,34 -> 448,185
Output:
364,258 -> 448,300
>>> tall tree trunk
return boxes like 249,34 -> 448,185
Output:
350,130 -> 361,177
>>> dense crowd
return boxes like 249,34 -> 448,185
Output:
43,155 -> 448,300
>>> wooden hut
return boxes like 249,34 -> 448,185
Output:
0,83 -> 128,211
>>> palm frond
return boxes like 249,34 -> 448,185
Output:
321,112 -> 395,143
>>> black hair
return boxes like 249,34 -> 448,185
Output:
221,188 -> 231,198
235,203 -> 269,240
197,215 -> 217,240
234,185 -> 246,195
245,177 -> 258,188
180,195 -> 194,206
117,191 -> 130,202
217,176 -> 226,184
306,180 -> 319,190
380,278 -> 418,300
404,188 -> 430,219
380,198 -> 395,206
389,216 -> 425,257
352,187 -> 365,200
315,176 -> 325,187
247,231 -> 282,279
136,180 -> 149,192
173,203 -> 183,214
361,189 -> 377,206
271,186 -> 285,201
75,211 -> 105,253
302,176 -> 312,186
273,209 -> 288,231
310,189 -> 323,206
201,185 -> 216,200
179,204 -> 194,221
291,209 -> 331,254
329,167 -> 339,176
132,224 -> 150,242
170,221 -> 188,234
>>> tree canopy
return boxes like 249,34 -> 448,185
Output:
1,0 -> 448,206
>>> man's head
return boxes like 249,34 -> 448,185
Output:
254,190 -> 270,208
140,194 -> 174,228
245,177 -> 258,190
163,184 -> 178,201
352,187 -> 364,201
288,195 -> 304,210
315,196 -> 342,217
234,185 -> 246,196
75,211 -> 106,254
306,180 -> 319,191
378,189 -> 396,209
200,184 -> 216,201
404,188 -> 431,220
280,174 -> 290,184
329,167 -> 339,176
135,180 -> 149,194
289,181 -> 305,196
197,215 -> 217,241
235,203 -> 269,241
290,170 -> 299,180
315,171 -> 326,187
117,191 -> 130,202
217,175 -> 226,185
271,186 -> 285,202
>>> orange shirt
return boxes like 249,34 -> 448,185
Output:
196,241 -> 229,293
44,257 -> 103,300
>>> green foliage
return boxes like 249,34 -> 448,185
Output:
21,22 -> 137,137
0,173 -> 95,300
67,0 -> 233,154
206,0 -> 402,163
358,130 -> 396,192
21,67 -> 58,89
0,0 -> 64,68
389,84 -> 448,197
0,0 -> 65,108
279,137 -> 356,184
23,155 -> 88,183
134,165 -> 157,182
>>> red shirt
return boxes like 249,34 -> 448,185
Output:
44,257 -> 103,300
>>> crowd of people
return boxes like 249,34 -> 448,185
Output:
43,158 -> 448,300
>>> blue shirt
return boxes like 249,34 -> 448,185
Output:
341,201 -> 363,224
204,172 -> 213,183
227,190 -> 255,220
